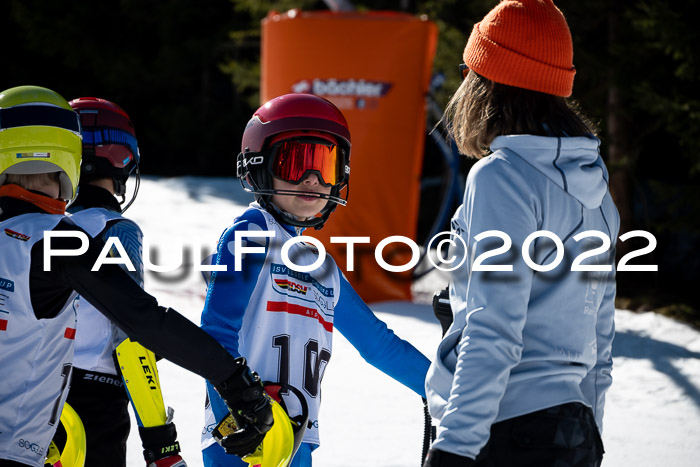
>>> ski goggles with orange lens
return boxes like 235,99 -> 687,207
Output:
269,138 -> 345,187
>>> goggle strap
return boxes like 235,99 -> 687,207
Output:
0,105 -> 81,133
82,127 -> 140,163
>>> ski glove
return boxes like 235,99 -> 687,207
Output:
139,422 -> 186,467
423,448 -> 475,467
214,357 -> 274,457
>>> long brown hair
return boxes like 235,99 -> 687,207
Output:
442,71 -> 597,158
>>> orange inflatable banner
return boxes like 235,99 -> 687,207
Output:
261,10 -> 438,302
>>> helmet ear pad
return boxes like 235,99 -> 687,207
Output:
79,153 -> 132,196
243,155 -> 271,207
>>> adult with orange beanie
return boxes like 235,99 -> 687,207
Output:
424,1 -> 618,466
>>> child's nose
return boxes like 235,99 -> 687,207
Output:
302,173 -> 320,185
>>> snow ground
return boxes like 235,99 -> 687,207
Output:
123,176 -> 700,466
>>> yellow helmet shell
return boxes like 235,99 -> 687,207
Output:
243,399 -> 296,467
45,402 -> 86,467
0,85 -> 82,200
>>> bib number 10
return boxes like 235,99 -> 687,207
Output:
273,334 -> 330,398
471,230 -> 657,272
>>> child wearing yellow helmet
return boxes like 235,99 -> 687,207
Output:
0,86 -> 272,467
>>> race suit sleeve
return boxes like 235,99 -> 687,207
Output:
33,219 -> 239,385
431,157 -> 537,459
102,218 -> 145,287
334,273 -> 430,397
100,219 -> 144,352
199,209 -> 268,358
199,209 -> 269,425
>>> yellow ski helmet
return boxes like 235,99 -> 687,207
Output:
0,85 -> 82,201
45,402 -> 87,467
214,382 -> 309,467
242,398 -> 298,467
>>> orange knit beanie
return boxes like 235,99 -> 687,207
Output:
464,0 -> 575,97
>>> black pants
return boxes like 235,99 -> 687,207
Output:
473,402 -> 604,467
65,368 -> 131,467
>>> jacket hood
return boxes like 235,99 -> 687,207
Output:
491,135 -> 608,209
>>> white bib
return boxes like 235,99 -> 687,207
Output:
0,213 -> 78,467
68,208 -> 134,374
203,208 -> 341,447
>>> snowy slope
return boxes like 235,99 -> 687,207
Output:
123,176 -> 700,466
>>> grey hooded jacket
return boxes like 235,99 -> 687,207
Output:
426,134 -> 620,459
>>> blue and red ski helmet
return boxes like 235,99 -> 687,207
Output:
69,97 -> 139,195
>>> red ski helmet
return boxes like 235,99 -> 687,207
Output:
68,97 -> 139,197
237,93 -> 351,229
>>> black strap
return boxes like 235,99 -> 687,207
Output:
0,105 -> 80,133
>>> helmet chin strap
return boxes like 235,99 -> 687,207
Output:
261,197 -> 330,230
238,181 -> 348,207
113,178 -> 127,198
238,171 -> 348,230
118,165 -> 141,214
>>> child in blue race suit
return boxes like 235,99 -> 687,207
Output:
200,93 -> 430,467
